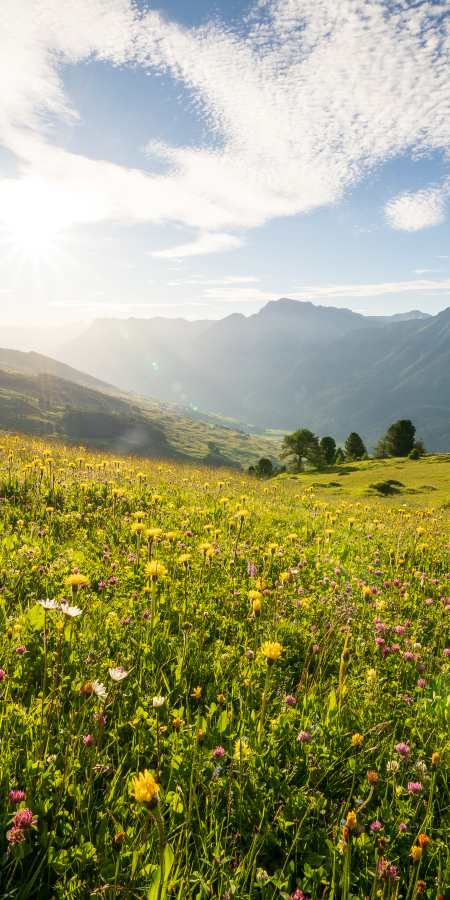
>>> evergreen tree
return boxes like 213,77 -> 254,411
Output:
280,428 -> 323,473
334,447 -> 345,464
384,419 -> 416,457
344,432 -> 367,460
320,436 -> 336,465
254,458 -> 274,478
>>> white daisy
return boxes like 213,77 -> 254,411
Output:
109,667 -> 128,682
61,605 -> 82,618
37,598 -> 60,610
153,696 -> 165,709
92,681 -> 107,700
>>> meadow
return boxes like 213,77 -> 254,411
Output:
0,433 -> 450,900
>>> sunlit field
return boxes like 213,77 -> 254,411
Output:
1,432 -> 450,900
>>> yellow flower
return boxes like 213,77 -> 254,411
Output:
351,733 -> 363,747
191,686 -> 202,700
131,523 -> 145,534
267,543 -> 278,552
411,846 -> 422,862
416,527 -> 426,536
152,495 -> 163,504
252,599 -> 261,613
248,590 -> 262,601
198,542 -> 212,554
178,553 -> 191,565
172,717 -> 182,729
217,693 -> 225,703
56,621 -> 64,631
66,573 -> 86,586
165,532 -> 176,542
131,770 -> 160,807
235,509 -> 249,519
346,811 -> 357,830
260,641 -> 283,662
287,533 -> 298,541
84,682 -> 93,694
198,729 -> 205,744
233,737 -> 252,761
146,527 -> 162,540
145,561 -> 167,581
347,517 -> 356,526
431,751 -> 440,766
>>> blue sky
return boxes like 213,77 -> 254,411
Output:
1,0 -> 450,326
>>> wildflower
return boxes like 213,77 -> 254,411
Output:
0,670 -> 6,681
61,605 -> 82,618
217,693 -> 225,703
109,667 -> 128,682
214,746 -> 226,760
83,734 -> 94,747
417,678 -> 426,689
377,858 -> 399,884
418,834 -> 430,849
298,730 -> 311,743
431,751 -> 440,766
443,648 -> 450,657
245,649 -> 255,661
92,680 -> 107,700
66,573 -> 87,592
260,641 -> 283,664
367,770 -> 379,786
16,645 -> 26,655
395,742 -> 410,760
285,694 -> 297,707
346,810 -> 357,830
191,686 -> 202,700
411,845 -> 422,862
153,696 -> 165,708
145,561 -> 167,581
11,808 -> 37,833
399,822 -> 407,833
178,553 -> 191,565
407,781 -> 422,794
256,871 -> 269,884
131,769 -> 160,809
37,598 -> 59,610
212,765 -> 222,780
233,737 -> 251,761
172,717 -> 182,729
351,733 -> 363,748
114,830 -> 126,848
9,790 -> 25,804
370,821 -> 382,833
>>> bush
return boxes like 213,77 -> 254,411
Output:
408,447 -> 420,460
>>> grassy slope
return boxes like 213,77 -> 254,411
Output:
280,454 -> 450,508
0,368 -> 280,468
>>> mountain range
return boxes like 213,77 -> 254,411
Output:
4,298 -> 450,452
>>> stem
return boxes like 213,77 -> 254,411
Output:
258,665 -> 271,743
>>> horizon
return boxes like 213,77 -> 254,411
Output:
1,0 -> 450,326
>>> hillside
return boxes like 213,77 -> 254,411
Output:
0,365 -> 280,468
247,307 -> 450,450
47,301 -> 427,418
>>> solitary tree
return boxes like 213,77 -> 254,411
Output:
385,419 -> 416,456
320,436 -> 336,465
344,432 -> 367,460
254,458 -> 274,478
280,428 -> 324,472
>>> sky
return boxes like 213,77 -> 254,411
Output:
1,0 -> 450,327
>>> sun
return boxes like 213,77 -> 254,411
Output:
1,179 -> 70,255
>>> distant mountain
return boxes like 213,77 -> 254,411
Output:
0,347 -> 114,389
0,322 -> 88,352
0,355 -> 279,468
48,300 -> 429,418
247,308 -> 450,450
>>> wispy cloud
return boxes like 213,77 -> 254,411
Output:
166,275 -> 260,285
2,0 -> 450,253
384,183 -> 450,232
149,234 -> 244,258
204,280 -> 450,302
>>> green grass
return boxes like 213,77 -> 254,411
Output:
0,432 -> 450,899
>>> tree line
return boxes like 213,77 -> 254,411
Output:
249,418 -> 426,477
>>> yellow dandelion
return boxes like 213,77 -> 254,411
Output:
351,733 -> 363,747
146,528 -> 162,540
191,686 -> 202,700
260,641 -> 283,662
131,523 -> 146,534
130,769 -> 160,808
145,561 -> 167,581
346,811 -> 357,830
178,553 -> 191,566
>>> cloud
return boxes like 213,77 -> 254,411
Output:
413,269 -> 444,274
384,184 -> 450,232
204,279 -> 450,302
2,0 -> 450,248
166,275 -> 260,285
149,233 -> 244,258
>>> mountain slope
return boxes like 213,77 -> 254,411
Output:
0,348 -> 114,390
48,300 -> 428,416
247,308 -> 450,450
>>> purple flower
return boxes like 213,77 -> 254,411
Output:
0,669 -> 6,680
312,644 -> 320,653
425,598 -> 433,606
399,822 -> 407,833
396,742 -> 410,760
407,781 -> 422,794
417,678 -> 426,689
8,827 -> 25,843
94,711 -> 107,726
290,891 -> 307,900
38,566 -> 46,574
142,610 -> 151,619
298,730 -> 311,744
375,622 -> 387,634
119,617 -> 131,626
185,530 -> 193,538
213,746 -> 226,760
403,695 -> 413,705
285,694 -> 297,707
110,562 -> 118,570
391,644 -> 400,653
403,651 -> 414,662
443,648 -> 450,657
108,577 -> 119,586
416,663 -> 426,674
98,581 -> 106,589
83,734 -> 94,747
375,637 -> 385,647
16,646 -> 26,655
9,790 -> 25,804
370,821 -> 382,833
377,858 -> 399,884
393,579 -> 400,587
394,625 -> 405,636
12,809 -> 37,832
